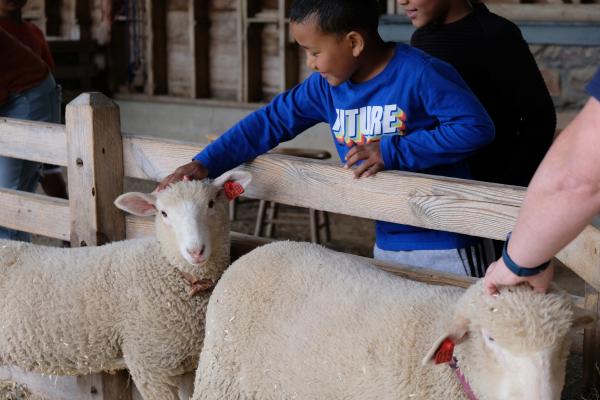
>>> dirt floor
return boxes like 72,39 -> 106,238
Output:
14,177 -> 595,399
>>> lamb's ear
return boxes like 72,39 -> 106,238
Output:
421,315 -> 469,366
571,306 -> 597,330
213,170 -> 252,201
114,192 -> 157,216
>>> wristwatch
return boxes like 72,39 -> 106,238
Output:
502,233 -> 551,277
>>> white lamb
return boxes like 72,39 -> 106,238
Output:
192,241 -> 594,400
0,170 -> 252,400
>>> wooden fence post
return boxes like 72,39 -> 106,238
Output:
583,284 -> 600,393
66,92 -> 131,400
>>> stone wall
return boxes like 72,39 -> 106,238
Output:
533,45 -> 600,112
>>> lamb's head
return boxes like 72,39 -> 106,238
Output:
423,280 -> 595,400
115,171 -> 252,279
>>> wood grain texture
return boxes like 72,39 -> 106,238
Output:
488,4 -> 600,22
122,146 -> 600,290
66,93 -> 126,247
0,188 -> 70,241
0,118 -> 67,165
66,93 -> 130,400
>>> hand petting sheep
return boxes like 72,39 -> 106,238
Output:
192,241 -> 594,400
0,171 -> 251,400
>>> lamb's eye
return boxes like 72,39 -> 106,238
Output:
208,200 -> 215,209
161,211 -> 168,218
486,336 -> 495,342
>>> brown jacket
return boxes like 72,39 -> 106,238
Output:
0,26 -> 49,106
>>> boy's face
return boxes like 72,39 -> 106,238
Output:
291,19 -> 360,87
397,0 -> 452,28
0,0 -> 27,14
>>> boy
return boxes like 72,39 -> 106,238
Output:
158,0 -> 495,276
401,0 -> 556,270
404,0 -> 555,188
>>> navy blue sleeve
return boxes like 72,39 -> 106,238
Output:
379,59 -> 495,172
586,67 -> 600,102
194,74 -> 328,178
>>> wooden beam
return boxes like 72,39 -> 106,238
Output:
66,93 -> 130,399
145,0 -> 168,95
75,0 -> 92,41
190,0 -> 210,98
278,0 -> 298,91
0,188 -> 70,241
488,4 -> 600,22
45,0 -> 62,36
0,118 -> 67,166
67,93 -> 126,247
122,135 -> 202,181
121,144 -> 600,290
583,284 -> 600,391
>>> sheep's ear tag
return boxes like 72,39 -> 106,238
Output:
223,181 -> 244,201
434,338 -> 455,364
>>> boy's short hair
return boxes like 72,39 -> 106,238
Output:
289,0 -> 380,36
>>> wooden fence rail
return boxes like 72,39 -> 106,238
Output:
0,92 -> 599,398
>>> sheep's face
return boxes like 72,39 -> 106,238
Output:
154,181 -> 225,266
423,281 -> 595,400
115,171 -> 252,269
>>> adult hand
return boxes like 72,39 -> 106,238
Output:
484,258 -> 554,295
155,161 -> 209,191
344,141 -> 385,178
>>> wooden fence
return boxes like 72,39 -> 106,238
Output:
0,92 -> 599,398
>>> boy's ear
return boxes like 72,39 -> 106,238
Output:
114,192 -> 157,216
346,31 -> 365,58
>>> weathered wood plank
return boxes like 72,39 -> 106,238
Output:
67,93 -> 126,247
66,93 -> 131,400
583,284 -> 600,389
122,135 -> 201,181
0,188 -> 70,241
0,118 -> 67,166
145,0 -> 168,95
190,0 -> 210,98
121,143 -> 600,290
488,4 -> 600,22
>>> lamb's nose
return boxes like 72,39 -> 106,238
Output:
187,245 -> 205,261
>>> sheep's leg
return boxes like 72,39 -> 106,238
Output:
128,367 -> 180,400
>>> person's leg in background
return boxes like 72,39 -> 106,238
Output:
0,74 -> 59,241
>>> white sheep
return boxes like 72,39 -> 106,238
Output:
192,241 -> 594,400
0,170 -> 252,400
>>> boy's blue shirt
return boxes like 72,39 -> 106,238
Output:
195,43 -> 495,251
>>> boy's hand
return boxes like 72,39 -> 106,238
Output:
156,161 -> 208,191
484,258 -> 554,295
344,141 -> 385,178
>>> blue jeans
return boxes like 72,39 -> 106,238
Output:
0,74 -> 61,241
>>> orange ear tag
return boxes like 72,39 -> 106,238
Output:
223,181 -> 245,201
434,338 -> 455,364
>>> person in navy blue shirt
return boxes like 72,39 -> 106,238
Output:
485,67 -> 600,294
158,0 -> 494,276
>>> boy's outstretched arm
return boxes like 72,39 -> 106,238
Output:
379,60 -> 495,173
156,74 -> 328,190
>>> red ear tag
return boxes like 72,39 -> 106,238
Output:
434,338 -> 455,364
223,181 -> 245,201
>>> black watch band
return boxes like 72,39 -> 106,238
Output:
502,233 -> 551,277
